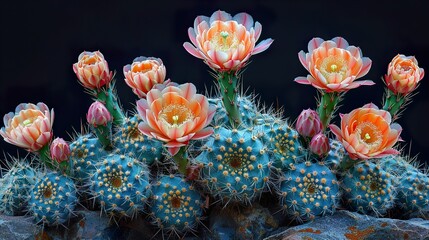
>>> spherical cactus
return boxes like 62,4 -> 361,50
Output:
90,153 -> 151,219
255,120 -> 305,171
113,114 -> 163,165
323,139 -> 347,172
342,161 -> 397,216
396,167 -> 429,213
149,175 -> 204,235
278,161 -> 340,222
196,127 -> 271,205
28,172 -> 77,226
0,161 -> 38,216
69,134 -> 108,183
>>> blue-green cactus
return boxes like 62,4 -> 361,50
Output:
28,172 -> 77,226
90,153 -> 151,219
323,139 -> 347,172
209,95 -> 260,128
342,161 -> 397,216
0,161 -> 38,216
196,127 -> 271,205
255,120 -> 305,171
396,167 -> 429,213
112,114 -> 163,166
278,161 -> 340,222
69,134 -> 108,183
149,174 -> 204,235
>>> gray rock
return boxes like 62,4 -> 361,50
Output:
264,210 -> 429,240
0,214 -> 38,240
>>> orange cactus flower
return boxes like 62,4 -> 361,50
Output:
295,37 -> 374,92
329,103 -> 402,160
183,10 -> 273,72
136,83 -> 216,156
1,103 -> 54,152
123,56 -> 167,98
73,51 -> 113,89
384,54 -> 425,95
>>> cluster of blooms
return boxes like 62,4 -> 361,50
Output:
0,9 -> 427,238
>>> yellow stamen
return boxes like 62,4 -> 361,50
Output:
172,115 -> 179,126
23,119 -> 32,126
330,64 -> 338,72
365,133 -> 371,140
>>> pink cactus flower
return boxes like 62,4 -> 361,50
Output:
86,101 -> 112,126
136,82 -> 216,156
384,54 -> 425,95
73,51 -> 113,90
183,10 -> 273,72
123,56 -> 167,98
296,109 -> 323,138
295,37 -> 374,92
309,133 -> 330,157
0,102 -> 54,152
329,103 -> 402,160
50,137 -> 70,163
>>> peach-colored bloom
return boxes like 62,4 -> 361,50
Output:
183,10 -> 273,71
1,103 -> 54,152
136,83 -> 216,156
50,137 -> 70,163
329,103 -> 402,160
73,51 -> 113,89
295,37 -> 374,92
384,54 -> 425,95
123,56 -> 167,98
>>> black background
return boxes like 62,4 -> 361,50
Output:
1,0 -> 429,165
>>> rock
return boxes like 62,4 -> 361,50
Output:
0,214 -> 38,240
264,210 -> 429,240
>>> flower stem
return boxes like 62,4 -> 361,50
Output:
96,87 -> 125,126
172,146 -> 188,176
38,144 -> 54,170
317,91 -> 341,132
382,88 -> 406,120
92,122 -> 113,150
217,71 -> 241,128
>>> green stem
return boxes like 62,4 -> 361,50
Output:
338,156 -> 359,173
38,144 -> 54,170
317,92 -> 341,132
96,87 -> 125,126
217,71 -> 241,128
172,146 -> 188,176
382,88 -> 406,120
93,122 -> 113,150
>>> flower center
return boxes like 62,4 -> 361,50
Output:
132,62 -> 153,73
307,183 -> 316,195
210,30 -> 239,51
159,104 -> 194,127
171,196 -> 181,208
43,188 -> 53,199
356,122 -> 382,148
83,55 -> 98,65
319,55 -> 348,82
398,62 -> 413,73
110,176 -> 123,188
229,155 -> 242,169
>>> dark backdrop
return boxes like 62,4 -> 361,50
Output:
1,0 -> 429,165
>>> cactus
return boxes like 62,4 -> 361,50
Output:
0,160 -> 38,216
209,95 -> 260,128
323,139 -> 347,172
255,120 -> 305,171
342,161 -> 397,216
278,161 -> 340,222
396,167 -> 429,214
196,127 -> 271,205
89,153 -> 151,219
149,174 -> 205,236
112,114 -> 163,165
28,171 -> 77,226
69,134 -> 109,183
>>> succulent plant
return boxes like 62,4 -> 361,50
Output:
28,171 -> 78,226
196,127 -> 271,205
89,153 -> 151,219
278,161 -> 340,222
209,95 -> 260,128
323,139 -> 347,172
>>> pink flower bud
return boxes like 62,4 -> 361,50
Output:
296,109 -> 323,137
50,137 -> 70,163
309,133 -> 330,157
86,101 -> 112,126
384,54 -> 424,95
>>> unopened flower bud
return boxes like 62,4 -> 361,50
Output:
50,137 -> 70,163
309,133 -> 330,157
296,109 -> 323,138
87,101 -> 112,126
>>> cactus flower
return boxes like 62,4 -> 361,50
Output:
295,37 -> 374,92
86,101 -> 112,126
296,109 -> 323,137
136,83 -> 216,156
183,10 -> 273,72
0,103 -> 54,152
329,103 -> 402,160
123,56 -> 167,98
309,133 -> 330,157
73,51 -> 113,89
384,54 -> 424,95
50,137 -> 70,163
